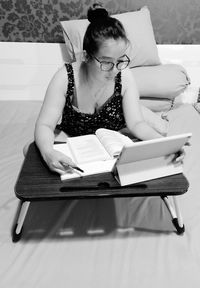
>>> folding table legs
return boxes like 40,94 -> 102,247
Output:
161,196 -> 185,235
12,196 -> 185,242
12,201 -> 30,242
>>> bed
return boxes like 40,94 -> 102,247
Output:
1,7 -> 200,288
1,44 -> 200,288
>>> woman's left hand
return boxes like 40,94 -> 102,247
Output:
166,141 -> 190,165
169,148 -> 185,164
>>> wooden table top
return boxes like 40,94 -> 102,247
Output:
15,142 -> 189,201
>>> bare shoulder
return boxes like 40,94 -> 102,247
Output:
46,64 -> 70,97
52,62 -> 81,84
51,64 -> 68,84
121,67 -> 137,94
121,67 -> 135,82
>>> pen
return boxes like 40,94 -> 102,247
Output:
68,165 -> 84,173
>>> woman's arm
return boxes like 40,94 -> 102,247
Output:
141,105 -> 169,136
34,65 -> 75,174
121,69 -> 186,164
121,68 -> 164,140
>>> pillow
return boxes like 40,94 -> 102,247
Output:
131,64 -> 190,99
60,6 -> 160,67
140,98 -> 173,112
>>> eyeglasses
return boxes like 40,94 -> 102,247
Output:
91,54 -> 130,71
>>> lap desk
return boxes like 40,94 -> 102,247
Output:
13,142 -> 189,241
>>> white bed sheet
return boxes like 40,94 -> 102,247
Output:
1,101 -> 200,288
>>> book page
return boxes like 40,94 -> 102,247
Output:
60,159 -> 116,181
95,128 -> 133,158
67,134 -> 111,164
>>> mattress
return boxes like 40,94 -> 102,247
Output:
0,101 -> 200,288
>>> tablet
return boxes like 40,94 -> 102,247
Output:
117,133 -> 192,165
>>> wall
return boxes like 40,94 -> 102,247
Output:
0,0 -> 200,44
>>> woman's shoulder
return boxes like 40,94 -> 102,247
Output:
121,67 -> 134,79
49,61 -> 82,90
121,67 -> 137,94
55,61 -> 80,75
51,62 -> 78,82
50,64 -> 68,84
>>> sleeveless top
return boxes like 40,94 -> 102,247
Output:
56,63 -> 126,136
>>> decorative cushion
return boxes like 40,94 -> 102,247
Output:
140,98 -> 173,112
60,6 -> 161,67
132,64 -> 190,99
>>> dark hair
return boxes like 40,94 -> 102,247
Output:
83,3 -> 129,56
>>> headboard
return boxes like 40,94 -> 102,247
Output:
0,0 -> 200,44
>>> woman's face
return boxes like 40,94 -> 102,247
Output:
88,38 -> 129,84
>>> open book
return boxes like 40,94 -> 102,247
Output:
53,128 -> 134,181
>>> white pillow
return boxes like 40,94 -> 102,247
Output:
60,6 -> 160,67
140,98 -> 173,112
132,64 -> 190,99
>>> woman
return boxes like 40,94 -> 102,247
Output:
34,3 -> 177,175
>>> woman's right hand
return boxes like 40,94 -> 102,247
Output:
42,149 -> 76,175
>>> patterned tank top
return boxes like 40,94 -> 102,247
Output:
56,63 -> 126,136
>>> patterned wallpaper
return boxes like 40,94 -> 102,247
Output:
0,0 -> 200,44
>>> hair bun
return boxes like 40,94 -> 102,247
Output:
87,3 -> 109,23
